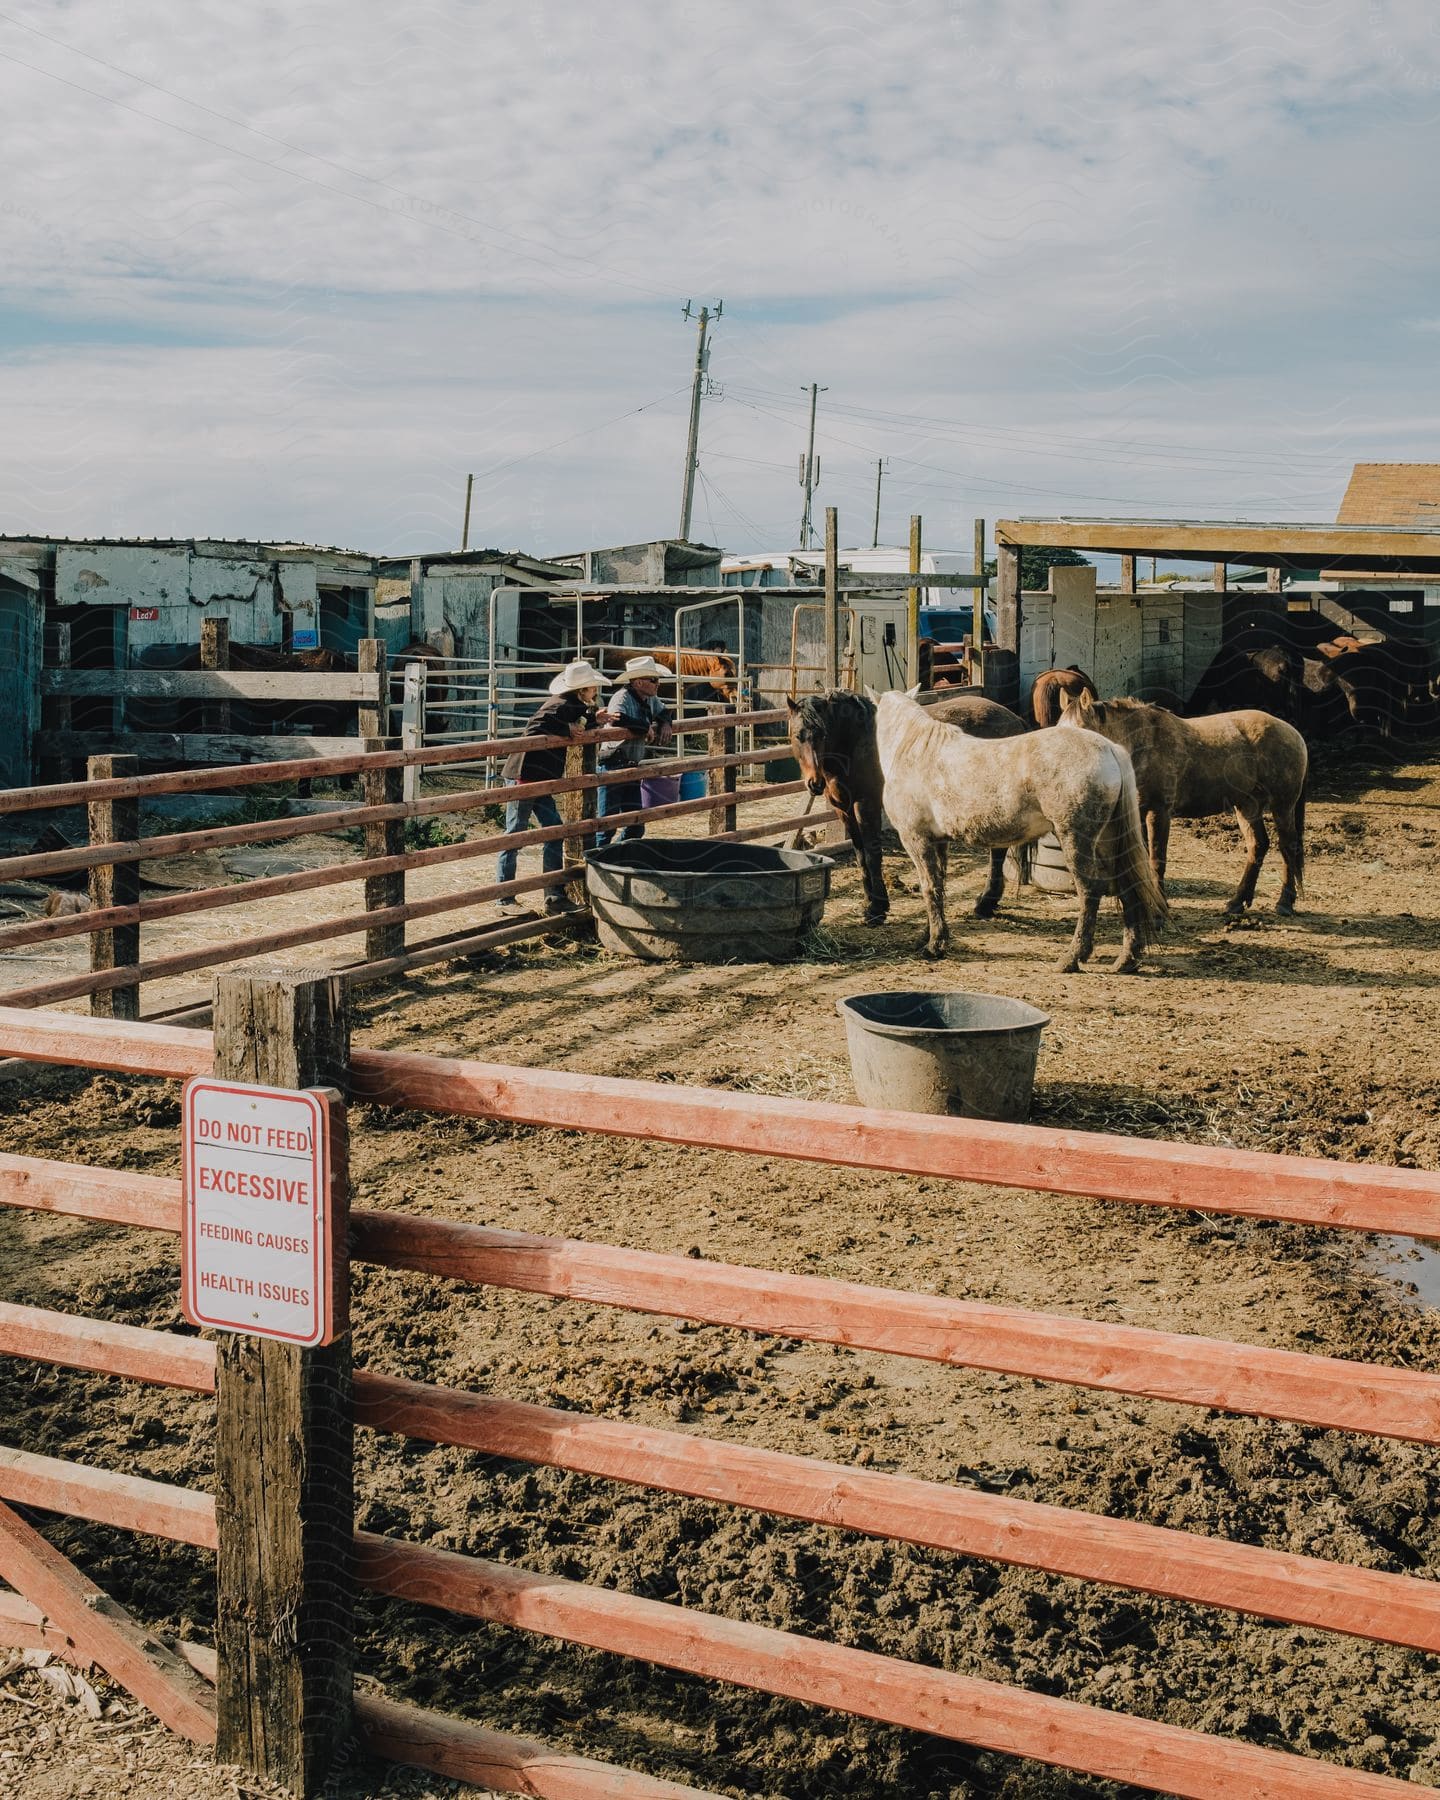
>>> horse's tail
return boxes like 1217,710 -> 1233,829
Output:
1107,756 -> 1168,945
1291,780 -> 1307,897
1034,679 -> 1059,728
1012,837 -> 1036,888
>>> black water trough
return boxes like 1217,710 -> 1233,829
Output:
585,838 -> 832,963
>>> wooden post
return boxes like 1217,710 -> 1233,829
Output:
212,969 -> 353,1797
995,542 -> 1021,653
408,559 -> 425,644
822,508 -> 839,689
1213,561 -> 1227,592
87,754 -> 140,1021
1267,565 -> 1283,593
1119,555 -> 1136,595
200,617 -> 231,736
973,518 -> 987,645
709,710 -> 738,835
356,639 -> 387,742
361,739 -> 405,962
905,513 -> 922,687
560,738 -> 594,887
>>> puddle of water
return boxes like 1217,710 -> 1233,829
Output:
1367,1235 -> 1440,1310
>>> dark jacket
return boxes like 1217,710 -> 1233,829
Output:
597,686 -> 674,769
503,692 -> 592,784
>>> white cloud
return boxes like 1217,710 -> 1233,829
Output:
1,0 -> 1438,549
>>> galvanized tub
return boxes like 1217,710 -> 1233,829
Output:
585,839 -> 833,963
837,990 -> 1050,1122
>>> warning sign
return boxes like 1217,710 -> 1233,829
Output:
181,1079 -> 335,1346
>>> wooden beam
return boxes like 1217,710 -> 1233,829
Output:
0,1444 -> 215,1545
0,1587 -> 726,1799
995,542 -> 1020,652
356,1535 -> 1418,1800
3,1013 -> 1440,1242
350,1214 -> 1440,1442
360,737 -> 405,962
0,708 -> 786,816
212,970 -> 354,1795
1119,555 -> 1136,594
199,617 -> 230,734
345,1050 -> 1440,1241
40,669 -> 383,702
357,638 -> 386,740
993,517 -> 1440,567
355,1372 -> 1440,1653
0,1498 -> 215,1743
42,729 -> 366,766
0,1301 -> 211,1390
87,755 -> 140,1022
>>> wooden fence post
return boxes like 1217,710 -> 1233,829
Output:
709,711 -> 737,835
357,639 -> 387,741
200,618 -> 230,736
87,754 -> 140,1021
212,969 -> 353,1797
361,740 -> 405,961
560,738 -> 596,892
823,508 -> 840,689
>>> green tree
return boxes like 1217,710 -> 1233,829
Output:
984,546 -> 1092,589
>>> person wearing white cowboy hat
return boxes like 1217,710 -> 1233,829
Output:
595,655 -> 676,847
496,659 -> 610,913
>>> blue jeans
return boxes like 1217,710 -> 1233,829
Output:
594,773 -> 643,847
496,792 -> 563,889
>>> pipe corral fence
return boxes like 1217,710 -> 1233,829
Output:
0,987 -> 1434,1797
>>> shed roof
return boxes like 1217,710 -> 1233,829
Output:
1336,464 -> 1440,528
994,515 -> 1440,573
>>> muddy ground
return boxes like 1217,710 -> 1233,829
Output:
2,740 -> 1440,1798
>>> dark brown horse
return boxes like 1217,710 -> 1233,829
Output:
1031,666 -> 1097,727
787,689 -> 1028,927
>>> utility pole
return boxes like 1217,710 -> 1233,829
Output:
798,382 -> 827,549
871,457 -> 889,548
678,299 -> 722,542
460,472 -> 473,552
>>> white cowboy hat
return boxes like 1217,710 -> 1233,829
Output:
613,654 -> 669,683
548,658 -> 611,696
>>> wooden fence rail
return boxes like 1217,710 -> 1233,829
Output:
1,997 -> 1436,1798
0,707 -> 807,1014
0,1443 -> 1421,1800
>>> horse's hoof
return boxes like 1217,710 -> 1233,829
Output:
1275,900 -> 1296,917
922,940 -> 948,960
863,910 -> 889,928
1222,901 -> 1248,918
1110,955 -> 1141,975
972,900 -> 998,919
1055,956 -> 1081,974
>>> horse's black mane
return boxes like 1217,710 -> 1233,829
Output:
792,689 -> 876,736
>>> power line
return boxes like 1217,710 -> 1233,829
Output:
468,384 -> 690,486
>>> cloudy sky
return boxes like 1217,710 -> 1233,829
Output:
2,1 -> 1439,558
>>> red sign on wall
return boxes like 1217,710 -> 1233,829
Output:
129,606 -> 160,622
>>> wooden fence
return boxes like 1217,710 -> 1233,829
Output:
0,982 -> 1434,1798
0,704 -> 806,1020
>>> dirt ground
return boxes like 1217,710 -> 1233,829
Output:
2,739 -> 1440,1798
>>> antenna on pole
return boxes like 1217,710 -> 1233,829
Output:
678,300 -> 723,542
798,383 -> 828,549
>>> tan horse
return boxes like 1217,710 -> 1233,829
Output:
1059,693 -> 1308,916
875,690 -> 1167,971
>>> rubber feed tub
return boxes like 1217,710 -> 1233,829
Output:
585,838 -> 832,963
837,990 -> 1049,1122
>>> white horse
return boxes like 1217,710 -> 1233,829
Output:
874,689 -> 1168,973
